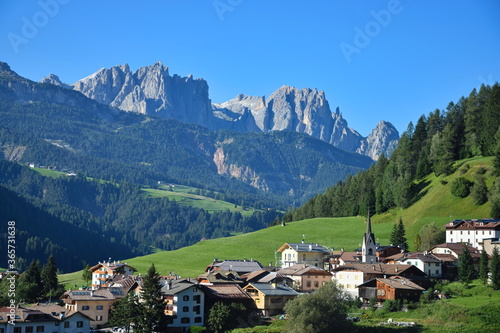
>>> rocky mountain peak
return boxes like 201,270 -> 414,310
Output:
356,120 -> 399,160
70,61 -> 399,159
40,74 -> 72,89
0,62 -> 20,78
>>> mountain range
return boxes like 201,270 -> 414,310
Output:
0,61 -> 372,204
42,61 -> 399,160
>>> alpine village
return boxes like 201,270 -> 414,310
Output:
1,61 -> 500,333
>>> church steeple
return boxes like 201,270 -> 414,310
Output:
362,210 -> 377,263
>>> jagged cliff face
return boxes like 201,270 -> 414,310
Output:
73,62 -> 214,127
46,62 -> 399,159
213,86 -> 399,160
357,121 -> 399,160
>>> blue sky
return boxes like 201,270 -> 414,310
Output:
1,0 -> 499,136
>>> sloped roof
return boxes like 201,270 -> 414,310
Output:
339,251 -> 361,263
245,283 -> 299,296
445,219 -> 500,230
357,277 -> 425,291
161,280 -> 200,296
197,270 -> 244,284
278,264 -> 331,276
61,289 -> 116,301
201,284 -> 251,300
257,272 -> 290,283
0,305 -> 93,323
89,262 -> 136,273
398,253 -> 442,264
276,243 -> 331,254
430,243 -> 481,257
206,260 -> 263,273
333,263 -> 426,276
26,304 -> 94,321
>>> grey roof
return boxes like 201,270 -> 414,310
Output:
279,243 -> 330,254
62,289 -> 116,301
213,260 -> 263,273
247,283 -> 299,296
161,280 -> 201,295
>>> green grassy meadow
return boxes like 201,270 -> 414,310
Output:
373,156 -> 493,249
141,186 -> 256,215
30,167 -> 67,178
60,216 -> 392,287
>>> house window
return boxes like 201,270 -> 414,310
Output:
96,316 -> 103,321
377,289 -> 385,296
303,254 -> 306,262
451,238 -> 453,242
193,305 -> 201,314
13,328 -> 21,333
183,295 -> 189,301
77,321 -> 83,328
306,281 -> 311,287
194,317 -> 202,323
82,306 -> 89,310
436,270 -> 439,275
314,281 -> 319,287
64,322 -> 70,328
183,306 -> 189,312
36,327 -> 44,333
97,305 -> 103,310
194,295 -> 201,303
181,317 -> 190,324
26,327 -> 34,333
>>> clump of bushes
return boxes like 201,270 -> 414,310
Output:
450,177 -> 473,198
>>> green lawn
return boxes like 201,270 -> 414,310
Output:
30,167 -> 67,178
141,187 -> 257,216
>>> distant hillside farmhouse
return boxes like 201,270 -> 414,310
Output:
445,219 -> 500,250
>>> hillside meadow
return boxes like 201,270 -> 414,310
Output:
60,216 -> 391,287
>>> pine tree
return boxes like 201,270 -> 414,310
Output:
493,126 -> 500,176
135,264 -> 167,333
19,260 -> 42,302
82,264 -> 92,288
414,233 -> 422,252
471,175 -> 488,205
458,244 -> 474,287
479,250 -> 489,285
491,247 -> 500,290
490,178 -> 500,219
41,254 -> 58,297
110,293 -> 139,333
390,218 -> 409,251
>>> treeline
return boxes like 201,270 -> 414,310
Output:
0,160 -> 281,272
283,83 -> 500,222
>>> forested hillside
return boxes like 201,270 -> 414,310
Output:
0,160 -> 281,272
283,83 -> 500,222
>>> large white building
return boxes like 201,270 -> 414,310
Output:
276,242 -> 331,268
445,219 -> 500,250
162,279 -> 205,332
